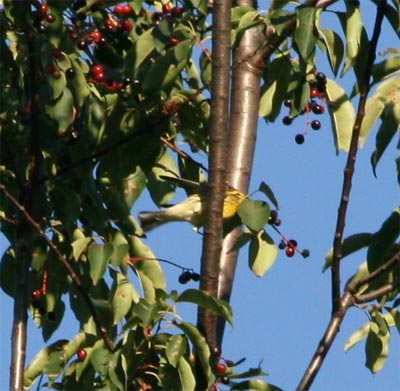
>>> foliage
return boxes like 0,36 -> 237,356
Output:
0,0 -> 399,390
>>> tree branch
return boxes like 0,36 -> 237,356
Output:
331,0 -> 386,313
197,0 -> 232,352
0,184 -> 115,353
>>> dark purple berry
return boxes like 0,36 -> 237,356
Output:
284,99 -> 292,108
278,241 -> 286,250
295,134 -> 305,144
178,271 -> 192,284
311,120 -> 321,130
316,72 -> 326,83
282,116 -> 293,125
302,249 -> 310,258
312,103 -> 324,115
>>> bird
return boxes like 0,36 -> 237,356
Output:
138,176 -> 247,232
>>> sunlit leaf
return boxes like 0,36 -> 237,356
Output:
248,230 -> 278,277
111,271 -> 138,325
258,181 -> 279,210
177,356 -> 196,391
325,78 -> 356,153
317,28 -> 344,76
238,199 -> 270,232
166,335 -> 187,368
294,6 -> 319,64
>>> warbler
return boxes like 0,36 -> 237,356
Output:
138,180 -> 247,231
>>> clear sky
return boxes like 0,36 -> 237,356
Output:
1,1 -> 400,390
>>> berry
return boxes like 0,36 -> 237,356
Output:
285,246 -> 295,257
284,99 -> 293,108
316,71 -> 326,83
66,68 -> 75,78
91,30 -> 102,43
31,289 -> 42,301
171,7 -> 182,16
311,120 -> 321,130
302,249 -> 310,258
288,239 -> 298,247
77,348 -> 87,361
310,88 -> 319,98
220,376 -> 230,385
190,272 -> 200,281
169,37 -> 180,46
77,40 -> 87,49
312,103 -> 324,115
94,72 -> 107,83
52,70 -> 62,79
52,49 -> 62,60
123,76 -> 131,85
216,362 -> 227,374
278,240 -> 286,250
121,19 -> 133,32
114,4 -> 125,14
213,346 -> 221,357
274,218 -> 281,226
45,13 -> 55,23
162,3 -> 174,13
38,3 -> 49,15
282,115 -> 293,125
76,11 -> 87,21
295,134 -> 305,144
178,271 -> 192,284
91,64 -> 104,75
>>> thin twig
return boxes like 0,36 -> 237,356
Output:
296,2 -> 387,390
0,183 -> 115,352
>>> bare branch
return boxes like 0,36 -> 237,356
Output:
0,184 -> 115,353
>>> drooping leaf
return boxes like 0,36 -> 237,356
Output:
293,6 -> 319,65
177,356 -> 196,391
325,78 -> 356,153
177,289 -> 233,326
258,181 -> 279,210
372,56 -> 400,85
317,28 -> 344,76
88,242 -> 113,285
176,321 -> 215,387
248,230 -> 278,277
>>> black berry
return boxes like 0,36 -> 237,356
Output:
295,134 -> 305,144
178,271 -> 192,284
302,249 -> 310,258
312,103 -> 324,115
282,116 -> 293,125
311,120 -> 321,130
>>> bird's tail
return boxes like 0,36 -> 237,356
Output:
138,211 -> 168,232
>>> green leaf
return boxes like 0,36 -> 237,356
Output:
199,50 -> 212,86
110,271 -> 138,325
258,181 -> 279,210
372,56 -> 400,85
189,0 -> 209,15
248,230 -> 278,277
294,6 -> 319,64
360,76 -> 400,146
371,103 -> 400,175
175,322 -> 215,387
231,379 -> 283,391
71,237 -> 92,261
323,233 -> 372,272
45,88 -> 74,135
238,199 -> 270,232
166,335 -> 187,368
228,230 -> 254,253
88,242 -> 113,285
177,356 -> 196,391
134,28 -> 155,71
325,78 -> 356,153
365,311 -> 390,373
131,297 -> 162,327
367,209 -> 400,272
177,289 -> 233,326
259,55 -> 292,121
317,28 -> 344,76
0,247 -> 15,297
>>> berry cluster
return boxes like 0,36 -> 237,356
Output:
268,210 -> 310,259
32,1 -> 56,32
212,347 -> 233,386
282,71 -> 327,145
178,269 -> 200,284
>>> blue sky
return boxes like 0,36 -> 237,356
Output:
1,1 -> 400,390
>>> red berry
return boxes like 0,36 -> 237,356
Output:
171,7 -> 182,16
52,49 -> 62,60
31,289 -> 42,301
38,3 -> 49,15
45,13 -> 55,23
310,88 -> 319,98
285,246 -> 295,257
114,4 -> 125,15
162,3 -> 174,13
94,72 -> 106,83
45,64 -> 54,74
123,5 -> 133,14
91,30 -> 102,43
169,37 -> 180,46
77,348 -> 87,361
121,19 -> 133,32
52,70 -> 62,79
91,64 -> 104,75
216,362 -> 227,374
